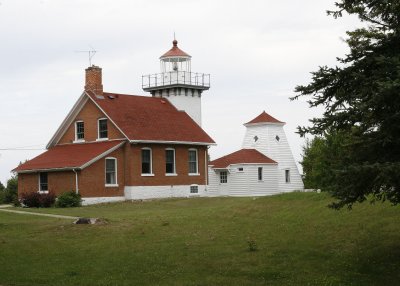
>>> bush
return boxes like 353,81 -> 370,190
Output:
56,191 -> 82,208
20,191 -> 56,208
21,192 -> 41,207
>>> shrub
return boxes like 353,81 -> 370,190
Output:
56,191 -> 82,208
20,191 -> 56,208
40,192 -> 56,207
21,192 -> 41,208
3,176 -> 18,204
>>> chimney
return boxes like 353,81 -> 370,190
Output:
85,65 -> 103,96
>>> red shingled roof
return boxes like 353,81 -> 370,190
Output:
160,40 -> 191,58
245,111 -> 284,124
14,140 -> 125,172
87,92 -> 215,144
210,149 -> 277,169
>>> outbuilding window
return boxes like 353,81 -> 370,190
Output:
285,169 -> 291,183
98,118 -> 108,139
188,149 -> 198,174
39,172 -> 48,192
141,148 -> 152,174
220,171 -> 227,184
105,157 -> 117,186
258,167 -> 263,181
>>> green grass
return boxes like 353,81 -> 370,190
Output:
1,192 -> 400,286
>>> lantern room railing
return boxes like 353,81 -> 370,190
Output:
142,71 -> 210,90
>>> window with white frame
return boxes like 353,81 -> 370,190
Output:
75,121 -> 84,141
105,157 -> 117,186
39,172 -> 48,192
258,167 -> 263,181
165,149 -> 175,174
98,118 -> 108,139
190,185 -> 199,194
220,171 -> 227,183
188,149 -> 198,174
285,169 -> 291,183
141,148 -> 152,174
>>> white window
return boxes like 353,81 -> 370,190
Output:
39,172 -> 48,192
141,148 -> 152,175
220,171 -> 227,184
98,118 -> 108,139
75,121 -> 84,141
285,169 -> 291,183
105,157 -> 117,186
188,149 -> 198,174
165,148 -> 176,175
190,185 -> 199,194
258,167 -> 263,181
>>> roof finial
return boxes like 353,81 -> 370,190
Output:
173,32 -> 178,47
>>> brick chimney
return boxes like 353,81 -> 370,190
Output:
85,65 -> 103,96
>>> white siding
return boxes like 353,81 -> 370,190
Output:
207,164 -> 279,197
242,123 -> 304,192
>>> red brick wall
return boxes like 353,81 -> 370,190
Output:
127,143 -> 208,186
17,143 -> 209,198
59,99 -> 124,144
78,147 -> 125,197
18,171 -> 75,196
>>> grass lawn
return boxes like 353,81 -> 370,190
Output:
1,192 -> 400,286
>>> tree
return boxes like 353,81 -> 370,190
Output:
3,175 -> 18,204
292,1 -> 400,208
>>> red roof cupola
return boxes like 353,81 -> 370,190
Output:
160,39 -> 191,59
245,111 -> 285,125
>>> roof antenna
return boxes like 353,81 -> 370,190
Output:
75,45 -> 97,66
174,31 -> 176,40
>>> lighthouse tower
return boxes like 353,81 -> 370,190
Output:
142,39 -> 210,126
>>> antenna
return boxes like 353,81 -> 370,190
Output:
173,31 -> 176,41
75,45 -> 97,66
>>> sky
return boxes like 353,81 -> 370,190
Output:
0,0 -> 362,185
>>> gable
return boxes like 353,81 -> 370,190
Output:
58,99 -> 125,144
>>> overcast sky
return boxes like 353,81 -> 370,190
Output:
0,0 -> 361,185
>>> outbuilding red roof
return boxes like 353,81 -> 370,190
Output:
245,111 -> 284,124
160,40 -> 191,58
87,91 -> 215,144
14,140 -> 125,172
210,149 -> 277,169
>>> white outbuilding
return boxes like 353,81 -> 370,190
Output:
208,111 -> 304,196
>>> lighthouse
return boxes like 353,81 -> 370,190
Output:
142,39 -> 210,126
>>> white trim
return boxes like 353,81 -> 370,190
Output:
130,139 -> 215,146
17,167 -> 77,174
244,122 -> 286,127
73,169 -> 79,194
47,92 -> 88,148
97,118 -> 108,140
188,148 -> 198,175
105,157 -> 117,186
165,148 -> 176,175
141,147 -> 153,175
80,141 -> 125,169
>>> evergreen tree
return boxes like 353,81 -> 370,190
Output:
292,0 -> 400,208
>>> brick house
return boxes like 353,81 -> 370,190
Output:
14,40 -> 215,204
